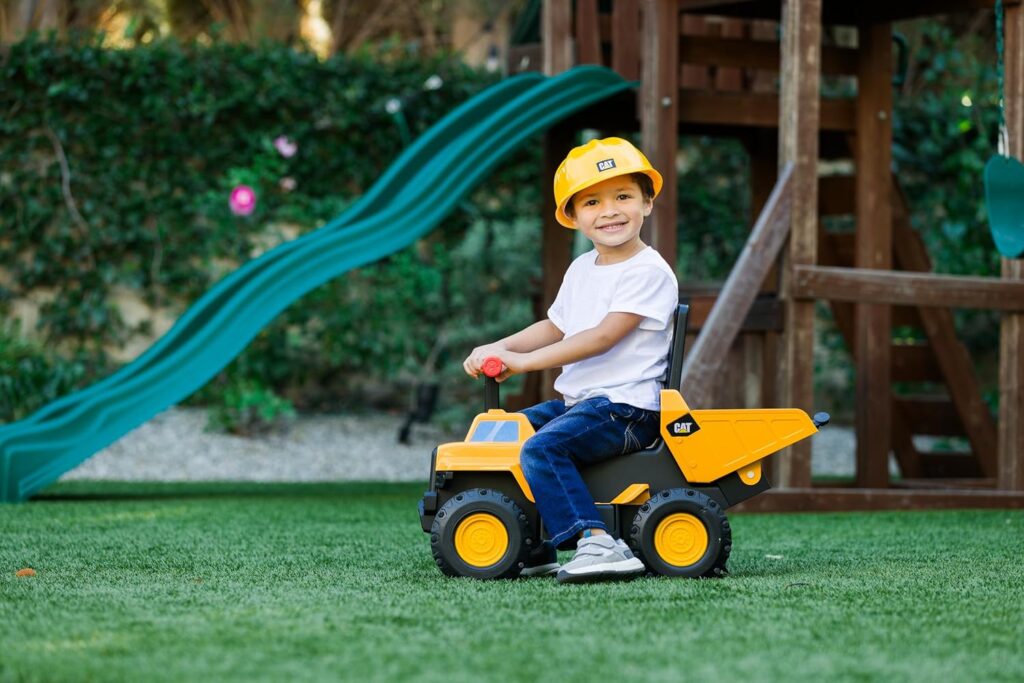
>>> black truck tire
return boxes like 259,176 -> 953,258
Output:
629,488 -> 731,578
430,488 -> 533,579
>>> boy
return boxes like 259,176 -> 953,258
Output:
463,137 -> 678,583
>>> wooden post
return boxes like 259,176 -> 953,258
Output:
540,1 -> 574,401
1000,1 -> 1024,490
776,0 -> 821,489
854,23 -> 893,488
542,0 -> 572,76
641,0 -> 678,272
612,0 -> 641,79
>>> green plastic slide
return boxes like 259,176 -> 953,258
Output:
0,66 -> 634,502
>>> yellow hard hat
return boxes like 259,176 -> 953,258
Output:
553,137 -> 663,228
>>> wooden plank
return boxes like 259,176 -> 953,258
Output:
641,0 -> 679,271
611,0 -> 640,79
678,0 -> 1022,23
891,343 -> 942,382
894,395 -> 964,436
542,0 -> 573,75
734,487 -> 1024,512
575,0 -> 602,65
854,23 -> 893,488
818,175 -> 855,216
679,35 -> 858,75
681,165 -> 794,407
1000,1 -> 1024,491
891,184 -> 998,477
680,15 -> 711,89
776,0 -> 820,490
682,293 -> 784,331
793,266 -> 1024,311
677,92 -> 854,130
712,18 -> 745,91
918,456 -> 983,479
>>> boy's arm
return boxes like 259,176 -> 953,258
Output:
463,319 -> 564,378
501,319 -> 564,352
491,312 -> 643,381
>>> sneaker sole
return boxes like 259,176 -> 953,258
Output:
556,557 -> 645,584
519,562 -> 560,578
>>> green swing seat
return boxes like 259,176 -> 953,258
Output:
985,155 -> 1024,260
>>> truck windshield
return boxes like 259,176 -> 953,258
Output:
469,420 -> 519,443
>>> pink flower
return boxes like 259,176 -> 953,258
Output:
279,176 -> 297,192
274,136 -> 297,158
229,185 -> 257,216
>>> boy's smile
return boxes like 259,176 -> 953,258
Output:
570,176 -> 653,262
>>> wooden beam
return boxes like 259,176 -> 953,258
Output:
677,0 -> 1022,23
575,0 -> 601,65
854,23 -> 893,488
681,164 -> 793,407
641,0 -> 679,271
682,293 -> 784,331
776,0 -> 820,489
793,265 -> 1024,311
894,395 -> 964,437
891,344 -> 942,382
1000,0 -> 1024,491
679,35 -> 858,75
677,92 -> 855,130
542,0 -> 572,75
734,487 -> 1024,513
611,0 -> 641,79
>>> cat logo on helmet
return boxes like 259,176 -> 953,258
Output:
596,158 -> 616,172
669,414 -> 700,437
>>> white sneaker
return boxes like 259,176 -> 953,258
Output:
556,535 -> 644,584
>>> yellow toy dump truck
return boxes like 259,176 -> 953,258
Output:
419,305 -> 829,580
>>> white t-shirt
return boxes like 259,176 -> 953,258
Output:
547,246 -> 679,411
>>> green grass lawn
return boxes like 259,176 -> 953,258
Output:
2,481 -> 1022,683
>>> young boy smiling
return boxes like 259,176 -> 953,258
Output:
463,137 -> 678,583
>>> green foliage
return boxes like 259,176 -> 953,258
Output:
676,136 -> 751,282
1,34 -> 543,428
204,377 -> 297,436
0,321 -> 108,423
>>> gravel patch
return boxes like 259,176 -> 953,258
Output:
62,407 -> 864,482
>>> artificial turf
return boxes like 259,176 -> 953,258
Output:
1,481 -> 1021,683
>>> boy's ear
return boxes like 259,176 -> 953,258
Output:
642,196 -> 653,217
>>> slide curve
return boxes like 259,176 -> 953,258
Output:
0,65 -> 634,502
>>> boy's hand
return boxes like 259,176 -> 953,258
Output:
481,350 -> 532,383
463,342 -> 509,378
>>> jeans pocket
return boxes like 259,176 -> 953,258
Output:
609,402 -> 636,420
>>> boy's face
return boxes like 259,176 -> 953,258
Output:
569,176 -> 653,252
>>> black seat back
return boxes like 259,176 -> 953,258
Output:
664,304 -> 689,392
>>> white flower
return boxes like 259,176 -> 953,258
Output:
385,98 -> 402,114
423,74 -> 443,91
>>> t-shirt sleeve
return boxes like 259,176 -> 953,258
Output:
546,280 -> 567,333
608,266 -> 678,330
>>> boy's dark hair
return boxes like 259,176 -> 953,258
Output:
563,172 -> 656,219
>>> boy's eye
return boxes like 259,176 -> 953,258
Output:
584,199 -> 598,206
617,194 -> 632,200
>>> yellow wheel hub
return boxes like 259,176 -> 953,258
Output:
454,513 -> 509,568
654,513 -> 709,567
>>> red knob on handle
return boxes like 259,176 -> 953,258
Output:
481,356 -> 505,378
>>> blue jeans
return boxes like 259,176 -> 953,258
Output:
519,397 -> 661,547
